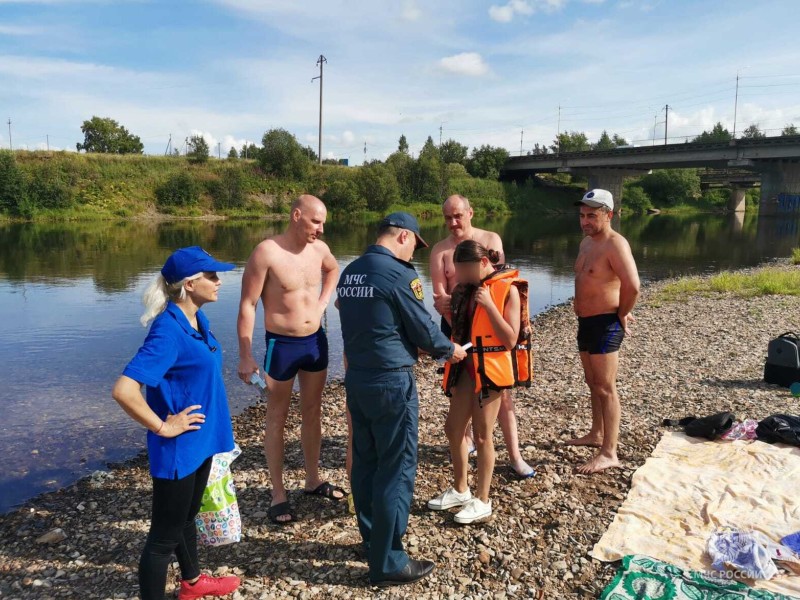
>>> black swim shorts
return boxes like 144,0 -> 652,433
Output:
577,313 -> 625,355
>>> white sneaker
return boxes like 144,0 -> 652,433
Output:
428,487 -> 472,511
454,498 -> 492,524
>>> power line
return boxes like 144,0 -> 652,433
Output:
739,73 -> 800,80
558,79 -> 733,111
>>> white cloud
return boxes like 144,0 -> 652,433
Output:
438,52 -> 489,77
0,24 -> 44,35
489,0 -> 530,22
489,0 -> 567,22
400,0 -> 421,21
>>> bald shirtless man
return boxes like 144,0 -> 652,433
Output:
430,194 -> 535,479
568,189 -> 640,474
237,195 -> 343,524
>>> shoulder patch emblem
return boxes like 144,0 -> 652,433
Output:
410,278 -> 424,300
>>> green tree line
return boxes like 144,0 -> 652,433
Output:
3,114 -> 793,219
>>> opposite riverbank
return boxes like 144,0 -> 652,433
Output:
0,150 -> 741,224
1,263 -> 798,599
0,151 -> 573,223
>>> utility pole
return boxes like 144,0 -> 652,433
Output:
217,142 -> 221,159
439,123 -> 443,146
46,134 -> 49,151
7,118 -> 11,151
733,71 -> 740,139
663,104 -> 670,145
556,105 -> 561,156
651,116 -> 656,146
165,134 -> 172,156
184,137 -> 189,156
520,127 -> 524,156
363,140 -> 367,163
312,54 -> 327,164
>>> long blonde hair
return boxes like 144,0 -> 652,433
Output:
140,272 -> 202,326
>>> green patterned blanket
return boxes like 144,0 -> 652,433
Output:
600,555 -> 800,600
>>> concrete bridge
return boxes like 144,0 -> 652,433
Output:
501,135 -> 800,214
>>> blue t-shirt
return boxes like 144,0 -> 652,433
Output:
123,302 -> 235,479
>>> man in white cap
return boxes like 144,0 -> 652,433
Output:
567,189 -> 640,474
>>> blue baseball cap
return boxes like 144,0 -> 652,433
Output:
379,211 -> 428,249
161,246 -> 235,284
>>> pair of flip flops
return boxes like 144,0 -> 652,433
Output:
268,482 -> 347,525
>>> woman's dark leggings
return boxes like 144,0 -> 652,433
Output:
139,456 -> 212,600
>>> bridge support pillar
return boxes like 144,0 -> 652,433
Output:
759,161 -> 800,215
728,188 -> 747,213
586,171 -> 625,206
583,169 -> 649,212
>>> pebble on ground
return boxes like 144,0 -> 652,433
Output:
1,263 -> 798,599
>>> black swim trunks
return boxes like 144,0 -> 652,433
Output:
264,328 -> 329,382
577,313 -> 625,354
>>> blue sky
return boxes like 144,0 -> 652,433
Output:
1,0 -> 799,163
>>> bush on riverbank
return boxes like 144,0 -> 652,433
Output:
792,248 -> 800,265
155,172 -> 201,209
1,151 -> 272,219
0,151 -> 28,215
621,168 -> 761,214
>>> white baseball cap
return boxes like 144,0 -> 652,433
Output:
577,189 -> 614,211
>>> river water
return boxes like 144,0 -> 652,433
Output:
1,211 -> 798,512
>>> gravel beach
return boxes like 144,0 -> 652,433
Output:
1,262 -> 799,600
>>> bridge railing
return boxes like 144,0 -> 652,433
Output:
506,134 -> 800,164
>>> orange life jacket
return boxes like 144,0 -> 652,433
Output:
442,268 -> 533,399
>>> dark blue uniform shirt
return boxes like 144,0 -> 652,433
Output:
337,245 -> 453,369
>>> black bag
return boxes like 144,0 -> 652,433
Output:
764,332 -> 800,388
684,412 -> 736,440
663,412 -> 735,440
756,414 -> 800,446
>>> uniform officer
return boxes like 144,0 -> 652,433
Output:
337,212 -> 467,587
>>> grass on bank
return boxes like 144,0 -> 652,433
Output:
792,248 -> 800,265
657,266 -> 800,302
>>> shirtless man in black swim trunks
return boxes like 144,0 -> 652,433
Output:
568,189 -> 640,474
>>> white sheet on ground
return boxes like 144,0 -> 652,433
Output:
590,431 -> 800,596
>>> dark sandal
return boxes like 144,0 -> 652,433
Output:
510,466 -> 537,480
268,501 -> 297,525
304,481 -> 346,502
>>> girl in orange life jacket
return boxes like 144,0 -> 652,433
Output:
428,240 -> 523,525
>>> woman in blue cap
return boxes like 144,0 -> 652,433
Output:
112,247 -> 241,600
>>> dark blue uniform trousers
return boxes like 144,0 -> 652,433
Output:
345,368 -> 418,581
